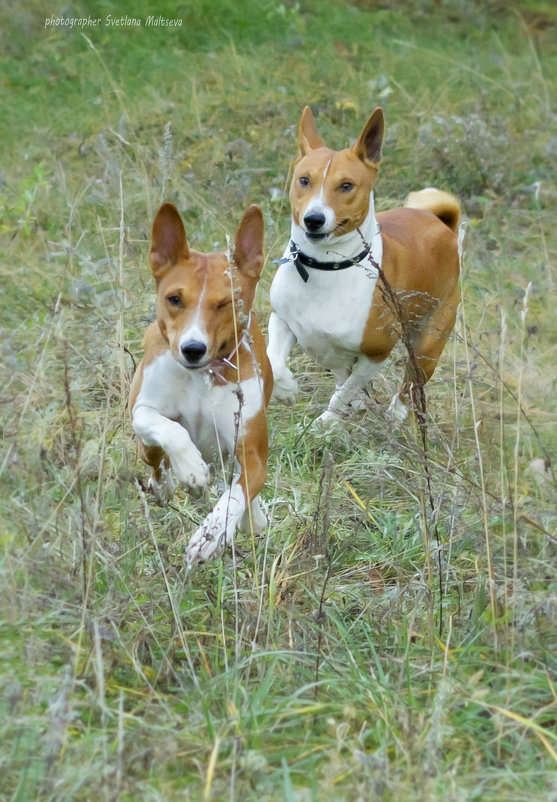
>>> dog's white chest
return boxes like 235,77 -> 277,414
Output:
270,194 -> 382,371
134,352 -> 262,461
270,257 -> 379,370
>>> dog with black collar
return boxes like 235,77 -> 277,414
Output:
267,105 -> 461,427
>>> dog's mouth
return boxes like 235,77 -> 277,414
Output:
305,230 -> 328,241
333,218 -> 350,235
304,219 -> 350,241
180,343 -> 235,373
181,359 -> 210,371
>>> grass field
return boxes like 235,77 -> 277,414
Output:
1,1 -> 556,799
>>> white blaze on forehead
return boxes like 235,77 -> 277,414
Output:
179,273 -> 208,348
319,158 -> 332,201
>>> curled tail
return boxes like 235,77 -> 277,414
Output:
405,187 -> 461,232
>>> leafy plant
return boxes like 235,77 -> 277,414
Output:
0,162 -> 50,236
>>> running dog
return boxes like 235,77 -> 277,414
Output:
267,106 -> 460,426
129,202 -> 273,565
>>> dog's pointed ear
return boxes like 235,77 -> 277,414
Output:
298,105 -> 326,157
234,205 -> 264,279
149,203 -> 189,277
352,107 -> 384,166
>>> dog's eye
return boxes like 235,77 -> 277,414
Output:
299,176 -> 310,187
166,294 -> 183,307
339,181 -> 354,193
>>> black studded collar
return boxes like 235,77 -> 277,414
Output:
274,240 -> 371,283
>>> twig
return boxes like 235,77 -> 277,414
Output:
358,232 -> 445,635
313,449 -> 335,700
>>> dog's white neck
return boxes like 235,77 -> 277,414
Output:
290,191 -> 381,265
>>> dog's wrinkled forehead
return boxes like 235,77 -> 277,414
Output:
158,252 -> 226,292
295,147 -> 374,186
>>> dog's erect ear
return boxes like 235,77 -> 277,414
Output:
234,205 -> 264,280
352,107 -> 384,166
298,105 -> 326,157
150,202 -> 189,277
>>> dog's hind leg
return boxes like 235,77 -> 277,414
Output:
239,495 -> 267,535
388,288 -> 459,421
314,355 -> 384,429
138,442 -> 175,505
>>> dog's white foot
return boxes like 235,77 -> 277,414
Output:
386,393 -> 409,423
185,485 -> 245,567
348,393 -> 369,411
271,370 -> 299,405
312,408 -> 345,432
186,516 -> 229,566
147,463 -> 175,505
170,448 -> 210,496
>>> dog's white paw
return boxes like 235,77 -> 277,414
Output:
271,371 -> 299,405
170,448 -> 210,496
185,485 -> 245,567
185,516 -> 228,566
311,408 -> 344,432
348,392 -> 371,411
386,393 -> 409,423
147,463 -> 175,505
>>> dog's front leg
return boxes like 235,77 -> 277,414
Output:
314,355 -> 383,428
267,312 -> 299,404
186,413 -> 268,566
185,479 -> 246,566
132,404 -> 209,495
186,480 -> 267,566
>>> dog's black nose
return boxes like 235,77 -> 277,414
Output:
304,212 -> 326,232
181,341 -> 207,364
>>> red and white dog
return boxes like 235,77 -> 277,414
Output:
129,203 -> 272,565
267,106 -> 461,426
